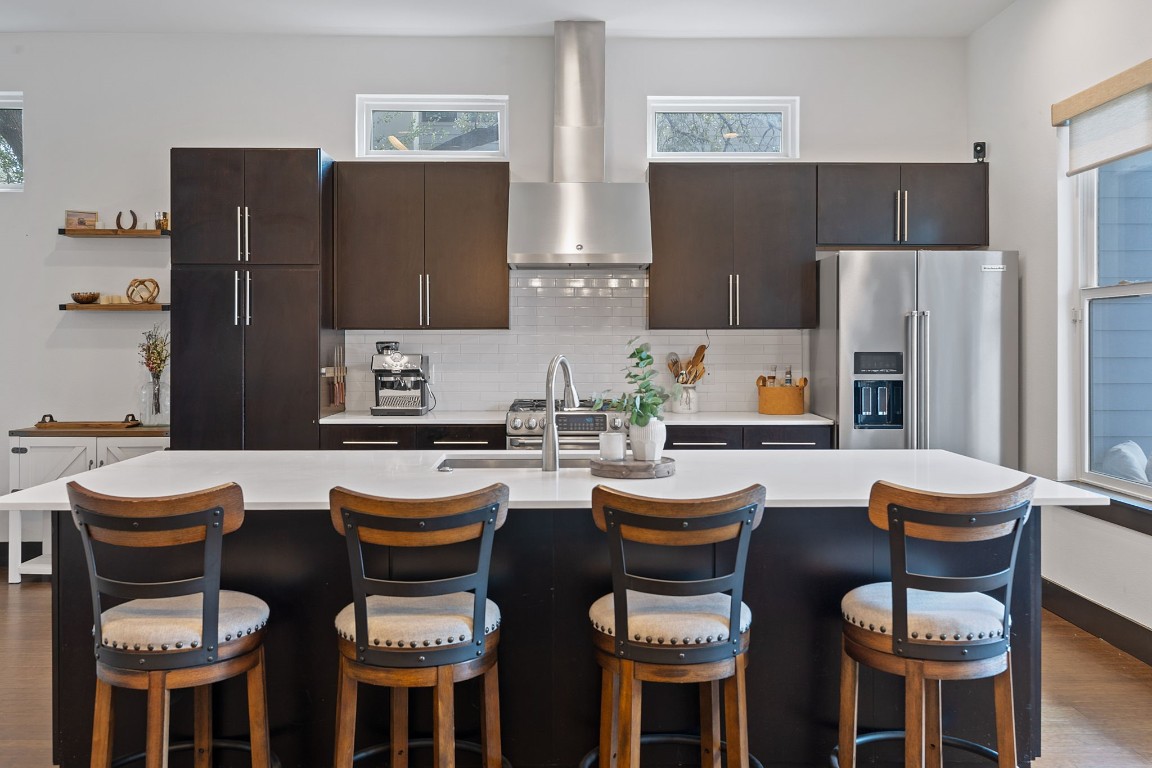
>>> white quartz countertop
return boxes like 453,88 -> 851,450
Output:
0,449 -> 1105,511
320,411 -> 834,426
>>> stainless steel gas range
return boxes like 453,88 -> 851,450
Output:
505,398 -> 628,450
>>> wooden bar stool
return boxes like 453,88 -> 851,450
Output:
329,483 -> 510,768
66,481 -> 272,768
836,477 -> 1036,768
589,483 -> 766,768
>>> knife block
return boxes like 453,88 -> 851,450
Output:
757,383 -> 806,415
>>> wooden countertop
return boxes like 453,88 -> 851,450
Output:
9,426 -> 171,438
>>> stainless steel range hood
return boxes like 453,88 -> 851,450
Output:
507,21 -> 652,269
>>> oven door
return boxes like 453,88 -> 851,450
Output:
507,435 -> 604,451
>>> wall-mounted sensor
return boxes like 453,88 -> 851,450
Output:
973,141 -> 987,162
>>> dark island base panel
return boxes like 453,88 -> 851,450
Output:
53,507 -> 1041,768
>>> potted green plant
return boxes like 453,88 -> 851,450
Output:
596,337 -> 669,461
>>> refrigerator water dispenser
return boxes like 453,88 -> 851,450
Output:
854,380 -> 903,429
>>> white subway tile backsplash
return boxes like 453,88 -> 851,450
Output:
344,270 -> 805,413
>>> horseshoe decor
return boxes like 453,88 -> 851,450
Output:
115,210 -> 138,230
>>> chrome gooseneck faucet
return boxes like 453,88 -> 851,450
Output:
543,354 -> 579,471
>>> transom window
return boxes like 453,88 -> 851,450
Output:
647,97 -> 799,161
0,92 -> 23,190
356,95 -> 508,160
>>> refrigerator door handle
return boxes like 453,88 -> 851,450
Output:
906,311 -> 918,448
920,310 -> 930,448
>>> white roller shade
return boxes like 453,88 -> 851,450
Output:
1068,84 -> 1152,175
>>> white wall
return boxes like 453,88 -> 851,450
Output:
0,31 -> 968,487
968,0 -> 1151,626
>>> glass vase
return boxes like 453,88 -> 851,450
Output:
139,373 -> 170,426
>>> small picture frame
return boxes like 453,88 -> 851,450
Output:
65,210 -> 99,229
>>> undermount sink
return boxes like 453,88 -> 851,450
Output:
436,456 -> 592,471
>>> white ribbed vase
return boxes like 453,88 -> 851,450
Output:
629,418 -> 666,462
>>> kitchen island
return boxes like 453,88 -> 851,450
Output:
0,449 -> 1104,768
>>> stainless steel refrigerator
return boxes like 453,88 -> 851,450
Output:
810,250 -> 1019,467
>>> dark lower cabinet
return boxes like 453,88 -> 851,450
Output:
171,266 -> 322,450
321,423 -> 506,450
664,425 -> 743,450
743,424 -> 833,450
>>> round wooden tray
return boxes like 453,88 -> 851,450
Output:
590,456 -> 676,479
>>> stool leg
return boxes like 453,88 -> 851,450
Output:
722,653 -> 749,768
391,687 -> 409,768
925,679 -> 942,768
193,685 -> 212,768
481,660 -> 502,768
433,664 -> 455,768
599,667 -> 619,768
246,646 -> 272,768
91,677 -> 114,768
993,656 -> 1018,768
616,660 -> 642,768
333,656 -> 359,768
144,671 -> 170,768
904,662 -> 925,768
700,680 -> 722,768
837,639 -> 858,768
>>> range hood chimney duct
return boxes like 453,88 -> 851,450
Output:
507,20 -> 653,269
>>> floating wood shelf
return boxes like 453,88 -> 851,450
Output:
58,228 -> 171,237
59,303 -> 170,311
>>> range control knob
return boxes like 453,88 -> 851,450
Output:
527,417 -> 539,430
510,417 -> 524,431
611,417 -> 624,430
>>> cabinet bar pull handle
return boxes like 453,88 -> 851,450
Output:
418,275 -> 423,326
425,273 -> 431,326
760,441 -> 818,446
735,274 -> 740,326
903,190 -> 909,242
671,442 -> 730,447
236,206 -> 243,261
245,271 -> 252,326
432,440 -> 491,445
729,274 -> 734,326
895,190 -> 902,242
244,206 -> 251,261
342,440 -> 400,446
233,270 -> 240,326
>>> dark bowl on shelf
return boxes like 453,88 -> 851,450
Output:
70,291 -> 100,304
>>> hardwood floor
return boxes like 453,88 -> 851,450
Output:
2,569 -> 1150,767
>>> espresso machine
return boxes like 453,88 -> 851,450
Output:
370,341 -> 431,416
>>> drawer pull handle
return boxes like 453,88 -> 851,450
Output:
671,442 -> 729,447
760,441 -> 817,446
343,440 -> 400,446
432,440 -> 492,445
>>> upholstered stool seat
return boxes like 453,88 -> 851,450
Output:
589,591 -> 751,647
335,593 -> 500,649
329,483 -> 510,768
101,591 -> 270,651
841,583 -> 1005,644
589,484 -> 766,768
67,480 -> 272,768
836,478 -> 1036,768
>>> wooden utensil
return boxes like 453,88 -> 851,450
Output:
688,344 -> 707,369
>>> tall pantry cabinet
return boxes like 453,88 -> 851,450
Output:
170,148 -> 336,450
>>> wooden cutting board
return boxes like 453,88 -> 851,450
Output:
35,414 -> 141,429
590,457 -> 676,479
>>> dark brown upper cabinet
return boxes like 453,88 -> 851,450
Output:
816,162 -> 988,247
649,163 -> 818,330
171,148 -> 330,265
335,162 -> 510,330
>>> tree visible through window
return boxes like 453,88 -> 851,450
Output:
648,97 -> 799,160
0,93 -> 23,188
356,96 -> 508,159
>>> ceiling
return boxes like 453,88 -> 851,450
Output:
2,0 -> 1017,38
